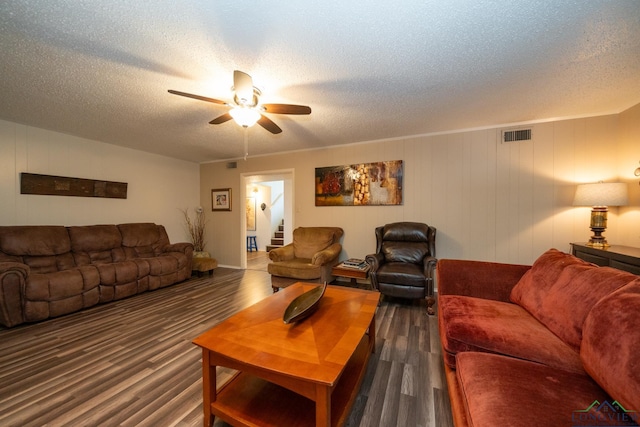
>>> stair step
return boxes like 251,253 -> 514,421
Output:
275,231 -> 284,238
271,238 -> 284,245
278,225 -> 284,231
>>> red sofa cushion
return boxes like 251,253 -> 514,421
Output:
438,295 -> 583,373
456,352 -> 620,427
581,278 -> 640,411
510,248 -> 636,351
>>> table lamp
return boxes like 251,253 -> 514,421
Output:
573,182 -> 628,247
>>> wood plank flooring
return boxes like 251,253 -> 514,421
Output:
0,260 -> 453,427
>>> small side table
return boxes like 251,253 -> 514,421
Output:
570,243 -> 640,275
332,264 -> 371,287
192,257 -> 218,277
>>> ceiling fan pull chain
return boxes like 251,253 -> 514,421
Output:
243,128 -> 249,161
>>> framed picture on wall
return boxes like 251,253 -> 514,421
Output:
246,197 -> 256,230
315,160 -> 403,206
211,188 -> 232,211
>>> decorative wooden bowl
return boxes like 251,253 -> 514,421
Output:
283,283 -> 328,324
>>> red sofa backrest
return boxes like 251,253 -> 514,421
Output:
581,278 -> 640,411
510,248 -> 637,351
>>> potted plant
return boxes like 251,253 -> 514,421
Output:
181,206 -> 208,257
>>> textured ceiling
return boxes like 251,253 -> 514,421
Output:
1,1 -> 639,163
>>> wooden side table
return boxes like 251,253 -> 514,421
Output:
570,243 -> 640,275
331,264 -> 370,287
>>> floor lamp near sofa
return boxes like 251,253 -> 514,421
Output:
573,182 -> 628,248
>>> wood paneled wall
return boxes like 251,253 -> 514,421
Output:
0,119 -> 200,243
201,108 -> 640,268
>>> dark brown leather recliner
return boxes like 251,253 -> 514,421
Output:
365,222 -> 437,314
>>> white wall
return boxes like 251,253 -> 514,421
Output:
200,107 -> 640,268
245,183 -> 272,251
0,119 -> 200,243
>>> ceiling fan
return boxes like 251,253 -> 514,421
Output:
168,70 -> 311,134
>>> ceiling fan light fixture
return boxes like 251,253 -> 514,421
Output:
229,107 -> 260,128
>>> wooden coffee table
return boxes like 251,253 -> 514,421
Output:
193,283 -> 380,427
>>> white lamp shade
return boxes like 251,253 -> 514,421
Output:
573,182 -> 629,207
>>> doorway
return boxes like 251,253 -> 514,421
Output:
240,169 -> 294,270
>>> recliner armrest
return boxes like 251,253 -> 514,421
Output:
365,253 -> 384,272
0,261 -> 29,277
311,243 -> 342,265
423,255 -> 437,278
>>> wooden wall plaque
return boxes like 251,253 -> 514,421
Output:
20,173 -> 128,199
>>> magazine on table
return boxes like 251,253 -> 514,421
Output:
339,258 -> 368,269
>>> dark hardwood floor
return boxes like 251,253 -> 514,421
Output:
0,256 -> 453,427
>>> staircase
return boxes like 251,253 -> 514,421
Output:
266,219 -> 284,252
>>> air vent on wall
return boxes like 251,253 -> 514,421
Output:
501,128 -> 532,143
226,161 -> 238,169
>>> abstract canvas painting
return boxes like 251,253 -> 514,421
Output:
315,160 -> 403,206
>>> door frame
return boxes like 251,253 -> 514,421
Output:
240,169 -> 294,269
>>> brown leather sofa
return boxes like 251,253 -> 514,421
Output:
267,226 -> 343,292
365,222 -> 437,313
0,223 -> 193,327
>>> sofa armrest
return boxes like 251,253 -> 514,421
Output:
311,243 -> 342,266
436,259 -> 531,302
163,242 -> 194,255
0,262 -> 30,328
269,244 -> 294,262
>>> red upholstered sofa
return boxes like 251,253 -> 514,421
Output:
0,223 -> 193,328
437,249 -> 640,427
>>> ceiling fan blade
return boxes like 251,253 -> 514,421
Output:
257,115 -> 282,134
168,90 -> 227,105
209,113 -> 233,125
261,104 -> 312,115
233,70 -> 254,105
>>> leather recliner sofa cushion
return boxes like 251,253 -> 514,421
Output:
0,226 -> 74,273
118,222 -> 168,258
118,223 -> 191,290
68,225 -> 126,265
68,225 -> 149,302
380,222 -> 432,264
24,266 -> 100,322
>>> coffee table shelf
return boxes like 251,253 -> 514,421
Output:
209,334 -> 371,426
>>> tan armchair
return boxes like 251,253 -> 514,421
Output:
267,227 -> 344,292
